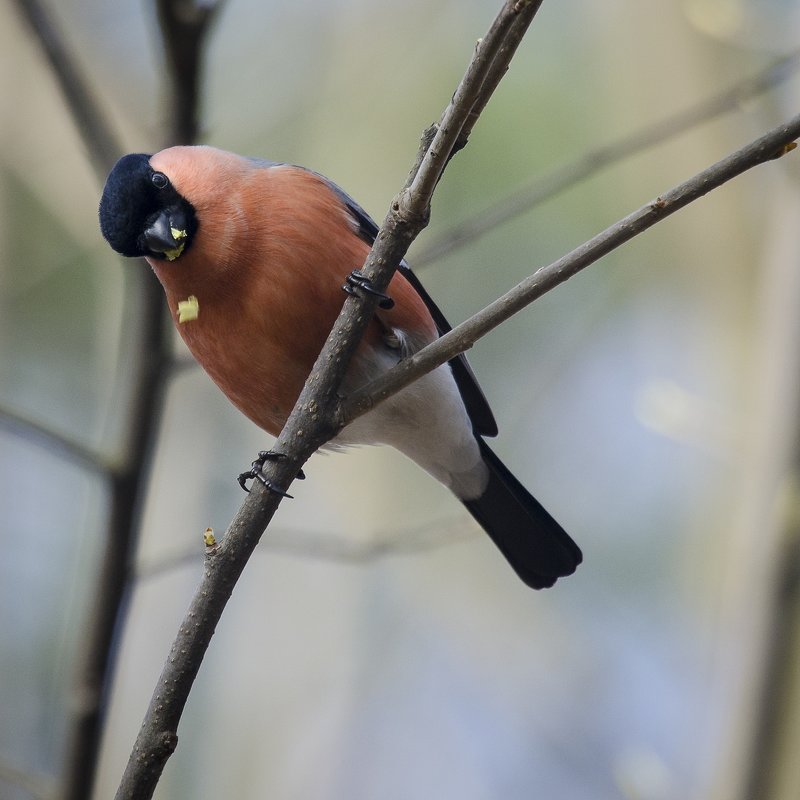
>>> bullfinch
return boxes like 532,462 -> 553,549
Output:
99,146 -> 581,589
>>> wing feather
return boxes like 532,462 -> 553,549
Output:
324,177 -> 498,438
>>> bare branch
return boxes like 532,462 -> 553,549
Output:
452,0 -> 544,157
739,532 -> 800,798
13,2 -> 218,800
10,4 -> 165,800
0,404 -> 108,476
11,0 -> 122,178
415,48 -> 800,267
135,517 -> 477,581
113,3 -> 549,797
111,3 -> 800,795
59,292 -> 169,800
61,5 -> 222,796
407,0 -> 544,202
341,115 -> 800,425
102,48 -> 800,390
155,0 -> 223,146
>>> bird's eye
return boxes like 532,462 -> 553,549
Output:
151,171 -> 169,189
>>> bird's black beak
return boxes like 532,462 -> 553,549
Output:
143,208 -> 190,261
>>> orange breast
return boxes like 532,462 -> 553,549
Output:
149,163 -> 436,435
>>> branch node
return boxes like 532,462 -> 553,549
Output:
769,140 -> 797,160
203,528 -> 219,556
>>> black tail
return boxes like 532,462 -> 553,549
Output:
462,439 -> 582,589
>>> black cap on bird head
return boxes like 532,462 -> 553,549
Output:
99,153 -> 197,261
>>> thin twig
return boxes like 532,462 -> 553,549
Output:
113,3 -> 547,798
0,405 -> 109,476
341,117 -> 800,427
11,0 -> 122,181
135,516 -> 477,580
451,0 -> 544,158
414,48 -> 800,267
407,0 -> 543,205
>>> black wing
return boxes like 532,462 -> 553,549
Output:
327,178 -> 498,438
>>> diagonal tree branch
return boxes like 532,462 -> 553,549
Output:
12,3 -> 800,799
451,0 -> 543,158
134,515 -> 478,582
113,9 -> 800,797
113,3 -> 549,798
409,0 -> 545,194
112,111 -> 800,799
11,0 -> 121,180
0,406 -> 109,477
414,47 -> 800,267
341,117 -> 800,424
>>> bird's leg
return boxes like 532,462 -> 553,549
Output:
237,450 -> 306,496
343,269 -> 395,310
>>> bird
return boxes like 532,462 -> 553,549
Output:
99,145 -> 582,589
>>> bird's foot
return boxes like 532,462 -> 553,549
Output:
237,450 -> 305,496
343,269 -> 395,310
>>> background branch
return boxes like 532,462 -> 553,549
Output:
12,2 -> 217,799
11,0 -> 121,180
6,2 -> 800,799
0,406 -> 108,477
342,116 -> 800,424
414,47 -> 800,267
134,517 -> 478,581
740,530 -> 800,798
155,0 -> 223,146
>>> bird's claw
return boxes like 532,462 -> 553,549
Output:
237,450 -> 305,497
343,269 -> 395,309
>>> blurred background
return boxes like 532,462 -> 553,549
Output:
3,0 -> 800,798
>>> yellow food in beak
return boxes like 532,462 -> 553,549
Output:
164,228 -> 188,261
